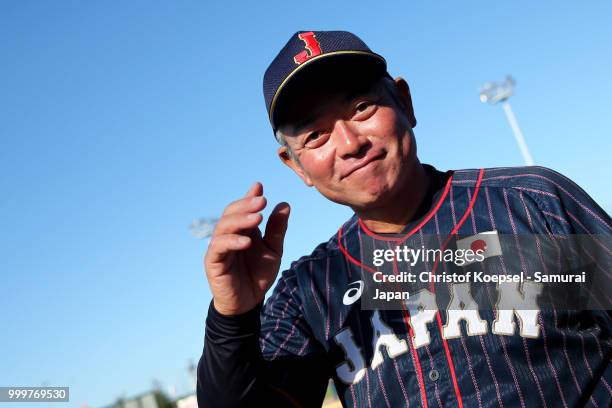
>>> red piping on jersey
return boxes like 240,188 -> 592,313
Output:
337,168 -> 485,408
338,227 -> 375,273
402,310 -> 428,408
392,257 -> 429,408
357,170 -> 454,243
428,167 -> 484,408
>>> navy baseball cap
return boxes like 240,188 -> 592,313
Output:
263,30 -> 388,137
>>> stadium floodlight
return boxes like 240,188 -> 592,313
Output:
480,76 -> 534,166
189,217 -> 218,239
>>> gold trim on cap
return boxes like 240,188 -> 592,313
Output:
269,50 -> 386,126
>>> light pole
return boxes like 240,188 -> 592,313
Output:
480,76 -> 534,166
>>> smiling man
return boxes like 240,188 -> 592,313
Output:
275,69 -> 428,227
197,31 -> 611,407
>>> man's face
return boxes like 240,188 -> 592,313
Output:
277,76 -> 418,211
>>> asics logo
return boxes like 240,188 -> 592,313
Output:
343,280 -> 364,305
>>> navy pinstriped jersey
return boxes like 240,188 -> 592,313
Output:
258,165 -> 612,407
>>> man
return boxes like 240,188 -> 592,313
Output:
197,31 -> 611,407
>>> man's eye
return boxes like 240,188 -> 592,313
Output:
304,131 -> 328,148
356,102 -> 372,112
353,101 -> 376,118
304,131 -> 321,145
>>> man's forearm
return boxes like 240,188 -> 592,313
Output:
197,300 -> 329,407
197,301 -> 264,407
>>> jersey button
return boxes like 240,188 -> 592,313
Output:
428,369 -> 440,382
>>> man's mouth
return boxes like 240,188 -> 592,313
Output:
341,152 -> 386,180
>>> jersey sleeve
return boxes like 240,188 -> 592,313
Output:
527,166 -> 612,234
257,266 -> 331,403
259,266 -> 324,360
523,167 -> 612,312
196,266 -> 329,408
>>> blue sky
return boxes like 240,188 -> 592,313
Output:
1,1 -> 611,407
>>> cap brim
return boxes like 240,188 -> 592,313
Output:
269,51 -> 387,130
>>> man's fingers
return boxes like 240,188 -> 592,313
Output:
263,202 -> 290,256
244,182 -> 263,199
223,195 -> 267,216
215,212 -> 263,235
205,233 -> 252,266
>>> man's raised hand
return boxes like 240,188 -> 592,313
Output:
204,182 -> 290,315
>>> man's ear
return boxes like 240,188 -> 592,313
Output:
394,77 -> 417,128
278,145 -> 314,187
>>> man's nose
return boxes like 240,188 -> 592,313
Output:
333,120 -> 368,158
